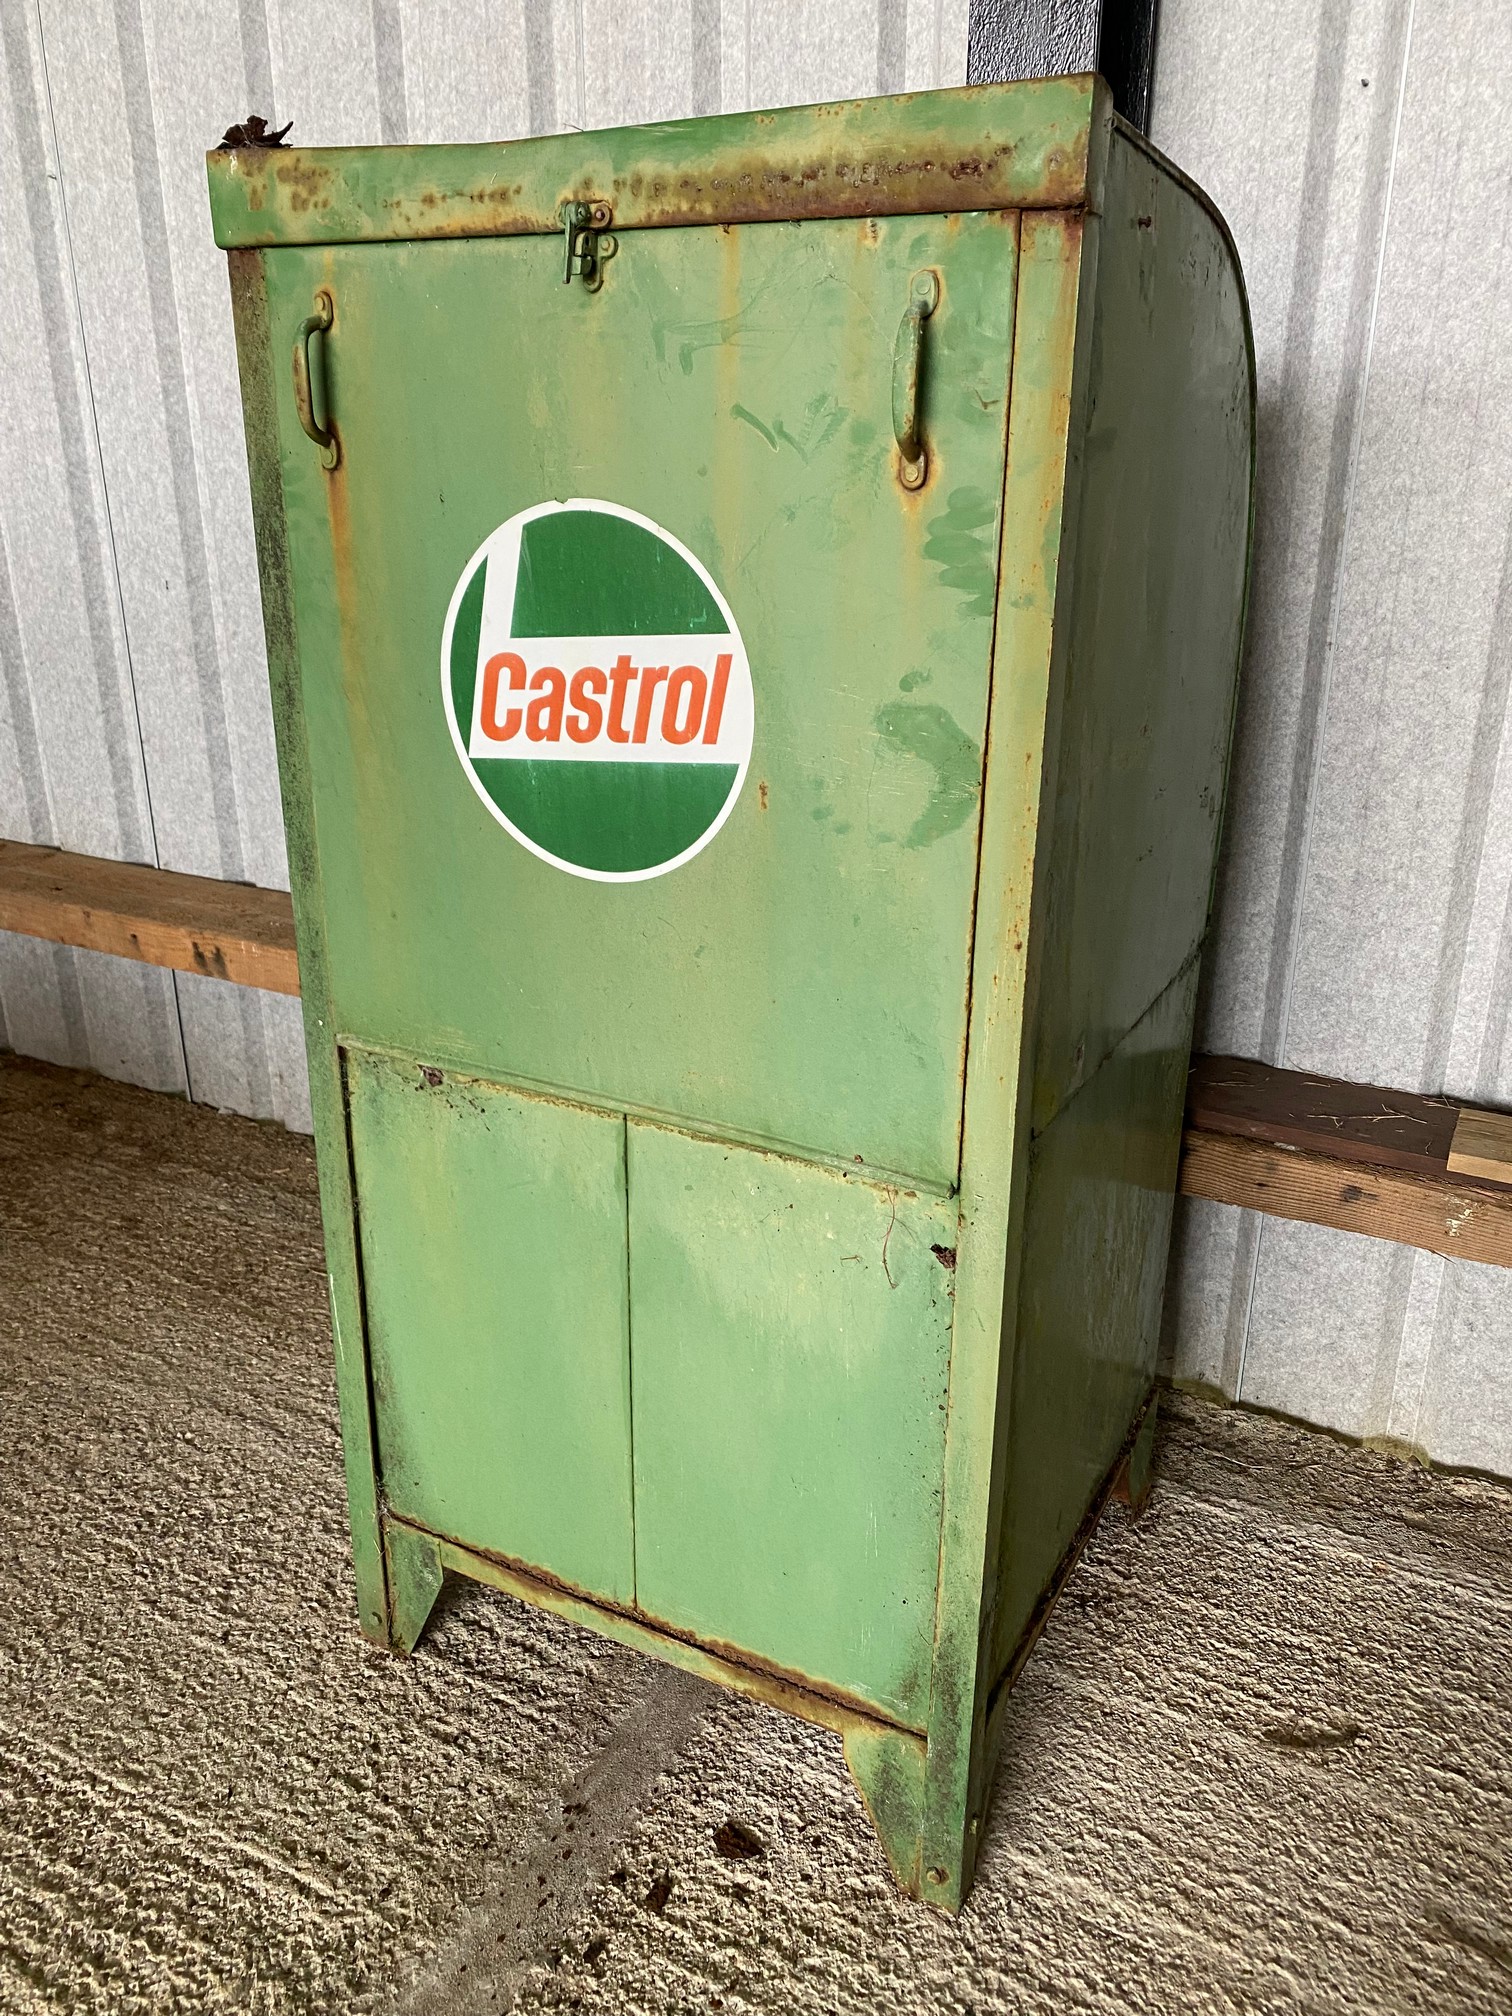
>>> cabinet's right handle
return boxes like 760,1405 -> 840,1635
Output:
892,270 -> 940,491
293,290 -> 340,471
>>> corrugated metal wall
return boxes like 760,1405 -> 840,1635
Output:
1,0 -> 1508,1471
1155,0 -> 1512,1474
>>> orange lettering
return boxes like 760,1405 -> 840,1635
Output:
702,652 -> 732,745
633,666 -> 669,742
606,654 -> 637,743
479,651 -> 526,741
525,664 -> 566,742
663,665 -> 707,745
567,665 -> 606,743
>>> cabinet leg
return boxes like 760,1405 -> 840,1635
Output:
383,1520 -> 444,1654
1113,1392 -> 1158,1514
842,1722 -> 929,1900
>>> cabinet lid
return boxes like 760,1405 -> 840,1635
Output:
207,75 -> 1110,250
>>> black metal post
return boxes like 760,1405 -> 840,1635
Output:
966,0 -> 1161,134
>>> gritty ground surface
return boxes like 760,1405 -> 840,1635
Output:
0,1052 -> 1509,2015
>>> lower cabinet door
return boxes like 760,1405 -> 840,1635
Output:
347,1047 -> 634,1604
626,1120 -> 956,1727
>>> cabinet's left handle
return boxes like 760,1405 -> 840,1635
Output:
293,290 -> 340,471
892,269 -> 939,491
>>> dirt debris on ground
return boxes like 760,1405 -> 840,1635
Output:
0,1052 -> 1508,2014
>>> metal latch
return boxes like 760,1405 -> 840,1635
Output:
561,201 -> 615,290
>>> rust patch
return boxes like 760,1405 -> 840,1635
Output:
420,1066 -> 443,1088
930,1243 -> 957,1270
321,306 -> 357,667
218,130 -> 1088,247
757,780 -> 769,811
273,155 -> 335,216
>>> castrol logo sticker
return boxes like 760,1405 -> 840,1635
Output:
441,500 -> 752,881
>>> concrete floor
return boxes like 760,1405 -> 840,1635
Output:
0,1053 -> 1509,2015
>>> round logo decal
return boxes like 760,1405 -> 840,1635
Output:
441,499 -> 753,881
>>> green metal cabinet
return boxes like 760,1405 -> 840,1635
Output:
209,76 -> 1253,1910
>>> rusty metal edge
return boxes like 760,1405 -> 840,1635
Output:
225,246 -> 393,1645
385,1514 -> 929,1745
914,202 -> 1096,1915
206,77 -> 1104,249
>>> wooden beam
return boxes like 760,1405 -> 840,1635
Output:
1447,1107 -> 1512,1187
1179,1128 -> 1512,1268
0,839 -> 298,996
1181,1055 -> 1512,1268
1186,1053 -> 1458,1174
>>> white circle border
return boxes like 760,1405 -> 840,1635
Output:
440,498 -> 753,884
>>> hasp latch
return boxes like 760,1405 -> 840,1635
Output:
561,201 -> 615,290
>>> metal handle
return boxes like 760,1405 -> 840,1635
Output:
892,270 -> 940,490
293,289 -> 339,471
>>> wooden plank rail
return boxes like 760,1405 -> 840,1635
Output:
4,840 -> 1511,1263
1180,1056 -> 1512,1267
0,839 -> 299,996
